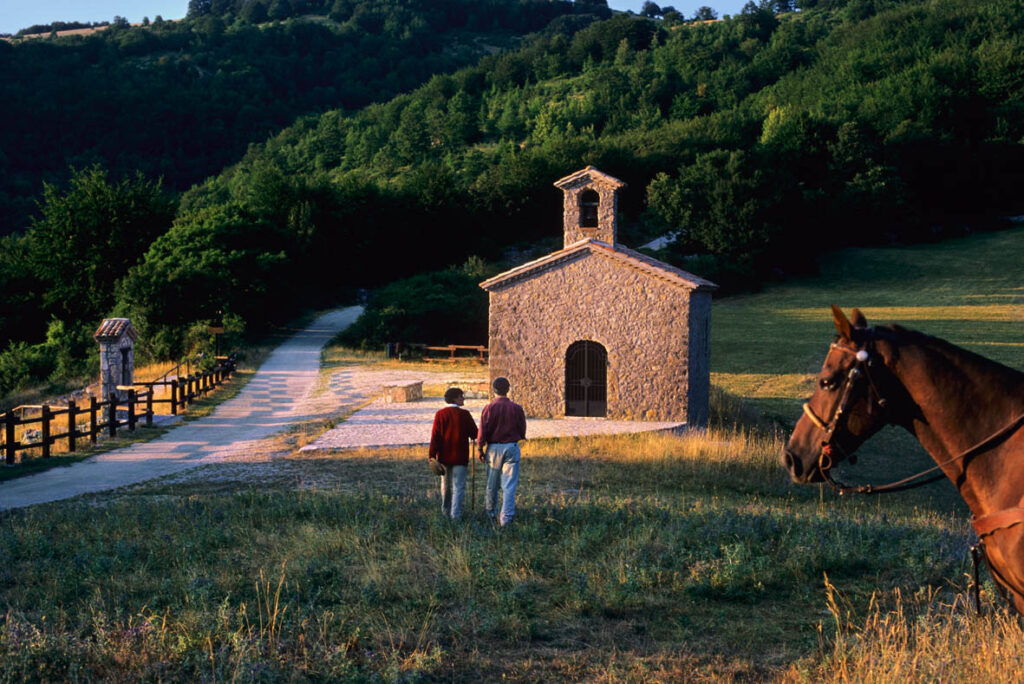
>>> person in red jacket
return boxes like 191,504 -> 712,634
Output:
429,387 -> 478,520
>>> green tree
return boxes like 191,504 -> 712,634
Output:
693,6 -> 718,20
117,203 -> 290,358
647,149 -> 782,259
187,0 -> 213,17
338,264 -> 490,348
27,165 -> 176,324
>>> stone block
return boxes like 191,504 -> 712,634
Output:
382,382 -> 423,403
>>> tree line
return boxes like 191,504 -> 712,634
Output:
174,0 -> 1024,348
0,0 -> 594,236
4,0 -> 1024,396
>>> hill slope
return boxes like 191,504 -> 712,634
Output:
0,0 -> 593,235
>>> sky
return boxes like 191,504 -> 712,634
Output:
2,1 -> 751,36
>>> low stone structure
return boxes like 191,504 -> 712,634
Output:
480,166 -> 717,426
382,381 -> 423,403
94,318 -> 138,402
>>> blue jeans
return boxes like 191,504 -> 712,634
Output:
485,443 -> 520,526
440,465 -> 467,520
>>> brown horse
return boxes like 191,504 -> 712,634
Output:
781,306 -> 1024,610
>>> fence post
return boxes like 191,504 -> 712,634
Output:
40,404 -> 51,458
179,377 -> 188,408
145,389 -> 153,427
127,390 -> 136,432
4,410 -> 15,465
67,399 -> 77,453
170,379 -> 178,415
89,396 -> 98,444
108,393 -> 118,437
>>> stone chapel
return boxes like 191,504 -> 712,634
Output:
479,166 -> 718,426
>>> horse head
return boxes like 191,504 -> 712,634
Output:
781,305 -> 894,484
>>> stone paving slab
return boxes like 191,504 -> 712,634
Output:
301,397 -> 684,451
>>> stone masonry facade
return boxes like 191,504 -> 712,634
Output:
481,167 -> 717,426
94,318 -> 138,402
556,165 -> 623,246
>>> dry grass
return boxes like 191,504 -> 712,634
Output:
787,581 -> 1024,682
320,345 -> 488,376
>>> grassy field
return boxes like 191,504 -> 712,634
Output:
0,228 -> 1021,680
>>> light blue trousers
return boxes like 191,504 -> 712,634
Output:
440,465 -> 467,520
485,442 -> 520,526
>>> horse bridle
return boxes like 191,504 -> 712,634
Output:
800,339 -> 904,493
802,334 -> 1024,611
805,339 -> 1024,496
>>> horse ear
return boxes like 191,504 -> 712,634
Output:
831,304 -> 853,340
849,307 -> 868,328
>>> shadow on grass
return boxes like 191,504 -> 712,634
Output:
0,457 -> 974,680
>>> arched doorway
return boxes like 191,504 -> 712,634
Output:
565,341 -> 607,417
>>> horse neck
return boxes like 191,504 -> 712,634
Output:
882,333 -> 1024,512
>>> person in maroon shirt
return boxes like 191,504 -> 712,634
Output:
429,387 -> 478,520
477,376 -> 526,526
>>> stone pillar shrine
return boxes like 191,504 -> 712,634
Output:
94,318 -> 138,401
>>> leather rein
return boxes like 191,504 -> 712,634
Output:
803,336 -> 1024,609
803,340 -> 1024,497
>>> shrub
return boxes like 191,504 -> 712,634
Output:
338,261 -> 492,349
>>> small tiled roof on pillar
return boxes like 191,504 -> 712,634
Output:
553,165 -> 626,190
94,318 -> 138,343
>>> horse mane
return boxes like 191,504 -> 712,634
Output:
872,323 -> 1024,388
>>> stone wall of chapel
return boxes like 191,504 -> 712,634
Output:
487,252 -> 693,421
685,291 -> 712,427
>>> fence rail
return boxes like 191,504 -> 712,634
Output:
424,345 -> 488,363
386,343 -> 487,363
3,356 -> 236,465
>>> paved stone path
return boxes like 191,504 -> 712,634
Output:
302,398 -> 684,451
1,305 -> 686,509
0,307 -> 362,510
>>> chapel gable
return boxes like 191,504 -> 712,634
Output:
554,166 -> 626,247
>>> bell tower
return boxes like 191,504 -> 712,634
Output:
553,166 -> 626,248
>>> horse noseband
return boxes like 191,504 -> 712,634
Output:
804,341 -> 888,478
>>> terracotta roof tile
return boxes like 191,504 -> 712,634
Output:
93,318 -> 138,342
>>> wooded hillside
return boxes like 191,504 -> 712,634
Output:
0,0 -> 594,236
151,0 -> 1023,343
3,0 -> 1023,397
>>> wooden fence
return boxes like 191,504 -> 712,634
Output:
424,345 -> 488,363
386,343 -> 488,363
2,356 -> 236,465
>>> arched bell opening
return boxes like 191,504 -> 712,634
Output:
579,189 -> 599,228
565,340 -> 607,417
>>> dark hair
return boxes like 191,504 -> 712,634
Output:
444,387 -> 464,404
492,377 -> 510,396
